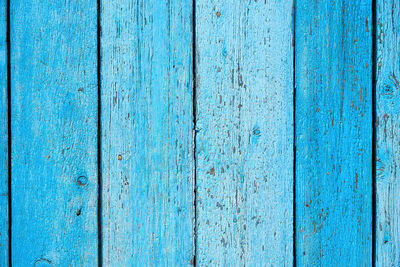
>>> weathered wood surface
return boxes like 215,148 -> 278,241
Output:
100,0 -> 195,265
376,1 -> 400,266
195,0 -> 294,265
4,0 -> 400,266
295,1 -> 373,266
11,0 -> 99,265
0,0 -> 7,265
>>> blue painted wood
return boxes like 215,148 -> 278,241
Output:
295,1 -> 372,266
195,0 -> 294,265
376,1 -> 400,265
1,1 -> 388,265
100,0 -> 194,265
0,0 -> 7,265
11,0 -> 98,265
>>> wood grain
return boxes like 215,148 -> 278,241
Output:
0,0 -> 7,265
100,0 -> 195,265
195,0 -> 294,265
295,1 -> 373,265
376,1 -> 400,265
10,0 -> 98,265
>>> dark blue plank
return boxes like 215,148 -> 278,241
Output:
296,1 -> 373,265
11,1 -> 98,265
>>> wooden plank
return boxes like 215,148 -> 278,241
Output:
100,0 -> 194,265
376,1 -> 400,265
0,0 -> 7,265
195,1 -> 294,265
295,1 -> 372,266
10,0 -> 98,265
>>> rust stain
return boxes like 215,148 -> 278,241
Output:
355,173 -> 358,188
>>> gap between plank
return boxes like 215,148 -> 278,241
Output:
292,0 -> 297,266
192,0 -> 198,265
6,0 -> 11,264
371,0 -> 377,265
96,0 -> 103,266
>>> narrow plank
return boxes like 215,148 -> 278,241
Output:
195,1 -> 294,265
100,1 -> 194,265
295,1 -> 372,266
0,0 -> 7,264
11,0 -> 98,265
376,1 -> 400,265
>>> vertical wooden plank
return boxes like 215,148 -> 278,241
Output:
376,1 -> 400,266
0,0 -> 7,264
196,1 -> 293,265
100,0 -> 194,265
11,0 -> 98,265
295,1 -> 372,266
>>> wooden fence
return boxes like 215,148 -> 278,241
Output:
0,0 -> 399,266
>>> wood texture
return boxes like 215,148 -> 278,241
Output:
295,1 -> 373,266
100,1 -> 195,265
11,1 -> 98,265
0,0 -> 7,265
376,1 -> 400,266
195,0 -> 294,265
3,1 -> 395,265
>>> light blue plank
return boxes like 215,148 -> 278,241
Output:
0,0 -> 7,265
100,0 -> 194,265
195,0 -> 294,265
11,0 -> 98,265
376,1 -> 400,265
295,1 -> 372,266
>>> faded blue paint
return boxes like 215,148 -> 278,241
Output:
195,0 -> 294,265
376,0 -> 400,266
100,0 -> 194,266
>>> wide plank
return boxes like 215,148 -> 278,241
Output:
376,1 -> 400,265
295,1 -> 373,265
195,0 -> 294,265
11,0 -> 98,265
100,0 -> 195,265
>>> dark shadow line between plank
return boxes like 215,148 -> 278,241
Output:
96,0 -> 103,266
192,0 -> 197,265
371,0 -> 377,265
292,0 -> 296,266
7,0 -> 11,264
